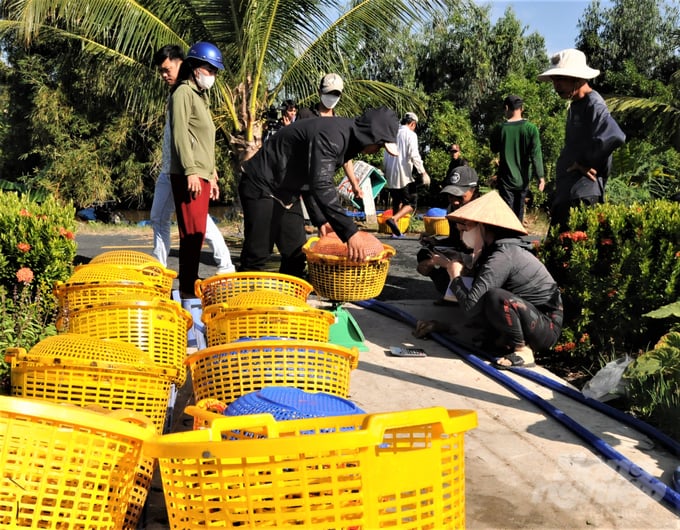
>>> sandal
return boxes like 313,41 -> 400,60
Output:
413,319 -> 447,339
494,353 -> 536,370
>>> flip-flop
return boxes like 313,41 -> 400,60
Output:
494,353 -> 536,370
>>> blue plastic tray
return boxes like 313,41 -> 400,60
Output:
225,386 -> 365,421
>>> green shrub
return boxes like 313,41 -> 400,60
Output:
0,192 -> 77,291
538,200 -> 680,368
623,332 -> 680,440
0,192 -> 76,393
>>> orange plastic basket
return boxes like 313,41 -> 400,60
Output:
90,249 -> 161,266
302,238 -> 396,302
423,216 -> 451,236
0,396 -> 155,529
74,262 -> 176,294
195,272 -> 313,306
6,334 -> 176,433
186,340 -> 359,405
201,303 -> 335,346
377,213 -> 411,234
146,406 -> 477,529
59,299 -> 192,385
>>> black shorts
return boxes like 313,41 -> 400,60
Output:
389,183 -> 418,210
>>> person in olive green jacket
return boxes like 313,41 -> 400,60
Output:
169,41 -> 223,297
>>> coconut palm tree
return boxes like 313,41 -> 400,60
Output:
1,0 -> 445,164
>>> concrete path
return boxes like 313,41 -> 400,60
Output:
74,228 -> 680,529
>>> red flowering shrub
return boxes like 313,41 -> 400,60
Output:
540,200 -> 680,367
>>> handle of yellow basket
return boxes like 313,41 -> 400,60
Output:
362,407 -> 477,438
185,405 -> 281,438
194,277 -> 204,298
53,281 -> 65,297
95,407 -> 158,434
4,347 -> 26,363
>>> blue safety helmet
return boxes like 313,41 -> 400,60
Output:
186,41 -> 224,70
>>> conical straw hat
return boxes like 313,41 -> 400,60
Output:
447,190 -> 528,235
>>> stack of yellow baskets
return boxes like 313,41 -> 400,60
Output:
5,249 -> 191,529
188,272 -> 359,407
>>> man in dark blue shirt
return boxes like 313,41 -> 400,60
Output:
538,49 -> 625,232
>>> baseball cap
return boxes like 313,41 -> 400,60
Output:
441,166 -> 478,196
319,73 -> 344,94
404,112 -> 418,123
503,95 -> 523,110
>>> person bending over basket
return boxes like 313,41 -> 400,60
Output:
238,107 -> 399,277
429,191 -> 563,369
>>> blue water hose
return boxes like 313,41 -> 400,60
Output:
356,298 -> 680,514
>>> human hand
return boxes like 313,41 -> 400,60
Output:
319,223 -> 334,237
568,162 -> 597,181
347,231 -> 378,261
210,179 -> 220,200
538,178 -> 546,192
421,173 -> 431,187
446,260 -> 464,279
187,174 -> 202,197
351,183 -> 364,199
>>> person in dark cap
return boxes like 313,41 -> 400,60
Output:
238,107 -> 399,276
416,165 -> 480,301
537,49 -> 625,232
490,94 -> 545,222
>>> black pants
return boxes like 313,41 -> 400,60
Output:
550,195 -> 600,233
497,183 -> 528,222
483,287 -> 563,351
238,181 -> 307,278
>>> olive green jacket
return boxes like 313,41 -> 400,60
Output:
169,79 -> 216,180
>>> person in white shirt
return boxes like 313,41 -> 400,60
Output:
382,112 -> 430,238
150,44 -> 235,274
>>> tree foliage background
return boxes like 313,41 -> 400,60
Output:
0,0 -> 678,209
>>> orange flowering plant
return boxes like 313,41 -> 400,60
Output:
0,192 -> 76,393
539,200 -> 680,369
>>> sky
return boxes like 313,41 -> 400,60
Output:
480,0 -> 613,55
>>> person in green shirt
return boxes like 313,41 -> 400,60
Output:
490,95 -> 545,222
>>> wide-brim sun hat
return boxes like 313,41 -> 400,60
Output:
537,48 -> 599,82
447,190 -> 528,235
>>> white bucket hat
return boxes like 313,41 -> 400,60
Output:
537,49 -> 600,81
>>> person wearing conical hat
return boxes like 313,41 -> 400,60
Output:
431,191 -> 563,368
537,49 -> 625,232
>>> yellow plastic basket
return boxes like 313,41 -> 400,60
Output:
195,272 -> 314,306
201,303 -> 335,346
302,238 -> 396,302
54,280 -> 165,320
74,262 -> 176,294
0,396 -> 155,529
186,340 -> 359,405
423,216 -> 451,236
6,334 -> 177,433
145,406 -> 477,529
377,213 -> 411,234
90,249 -> 161,266
225,289 -> 310,308
59,299 -> 192,386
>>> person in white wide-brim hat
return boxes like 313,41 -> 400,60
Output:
537,49 -> 625,232
429,191 -> 564,369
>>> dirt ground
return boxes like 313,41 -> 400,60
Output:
74,228 -> 680,529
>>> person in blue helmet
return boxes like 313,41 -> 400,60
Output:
169,41 -> 224,298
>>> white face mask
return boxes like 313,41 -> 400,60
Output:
320,93 -> 340,110
461,224 -> 484,256
195,71 -> 216,90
